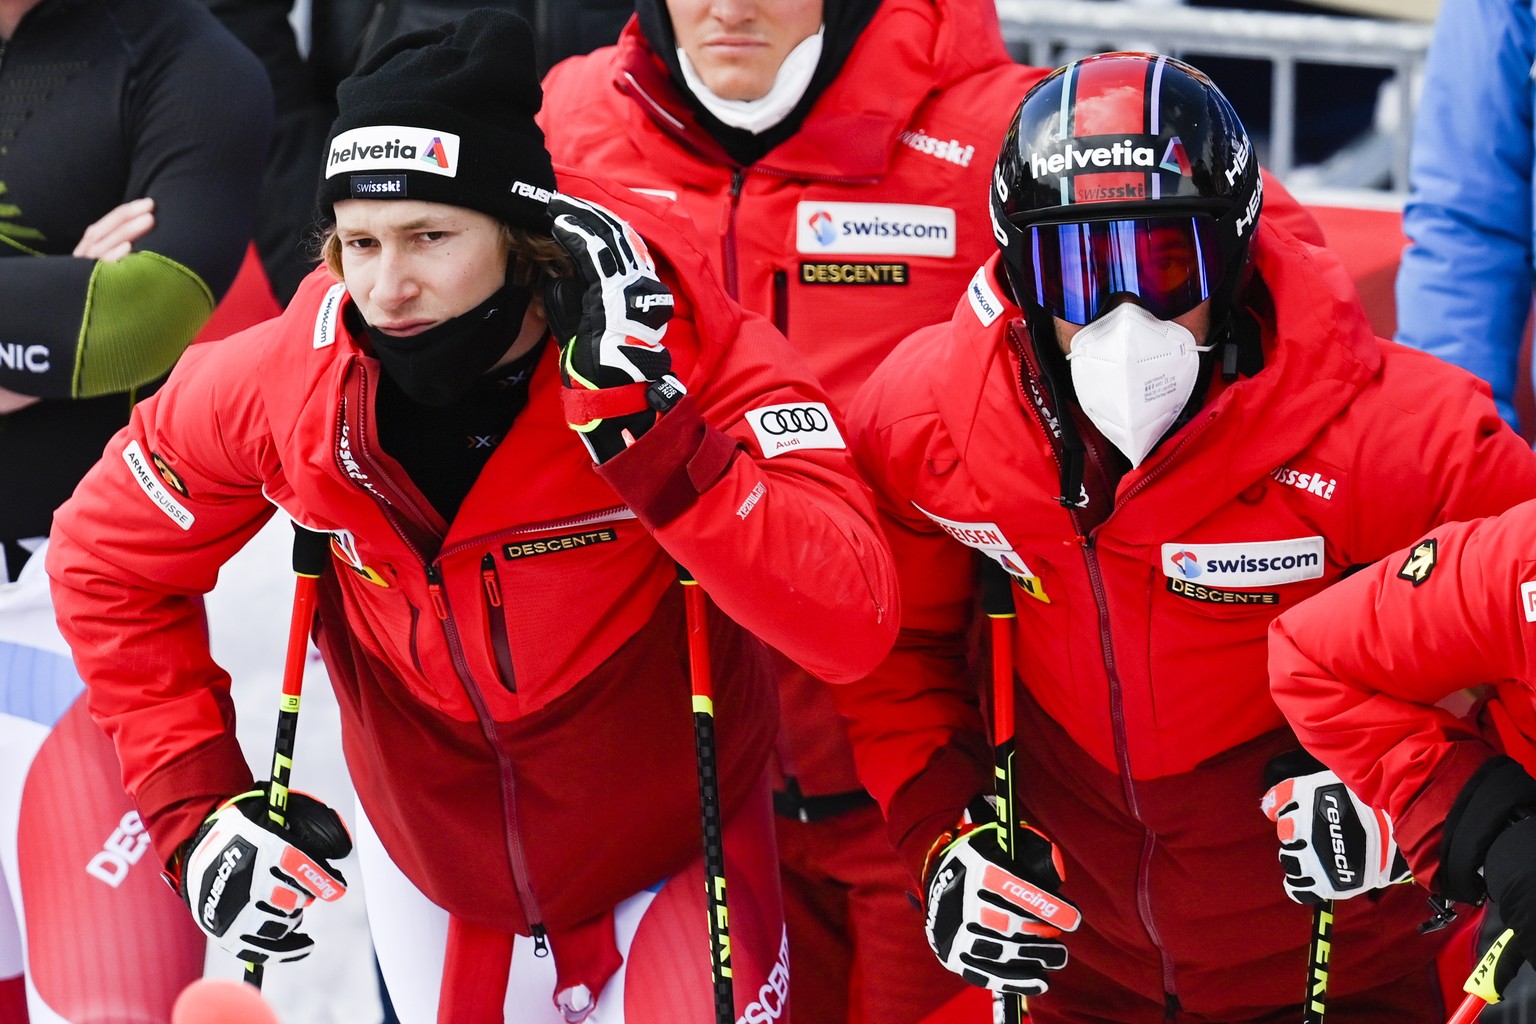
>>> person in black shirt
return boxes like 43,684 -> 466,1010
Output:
206,0 -> 634,304
0,0 -> 272,1019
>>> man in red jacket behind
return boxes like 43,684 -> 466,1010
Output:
44,10 -> 897,1022
828,51 -> 1536,1022
539,5 -> 1032,1019
539,14 -> 1335,1022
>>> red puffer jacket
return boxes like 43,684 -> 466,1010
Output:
540,0 -> 1327,801
831,218 -> 1536,1016
541,0 -> 1048,801
1271,496 -> 1536,890
45,168 -> 897,936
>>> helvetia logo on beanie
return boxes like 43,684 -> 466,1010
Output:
327,125 -> 460,178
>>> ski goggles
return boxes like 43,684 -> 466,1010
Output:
1025,215 -> 1224,325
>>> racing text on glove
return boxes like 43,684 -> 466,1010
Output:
922,817 -> 1081,997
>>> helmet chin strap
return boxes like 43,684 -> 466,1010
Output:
1018,303 -> 1090,509
1214,274 -> 1266,382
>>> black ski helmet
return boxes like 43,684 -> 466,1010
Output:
989,52 -> 1262,331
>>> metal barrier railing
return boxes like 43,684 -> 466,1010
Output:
994,0 -> 1434,194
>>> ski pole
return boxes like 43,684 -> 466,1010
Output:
1303,900 -> 1334,1024
982,559 -> 1025,1024
246,523 -> 330,991
1448,928 -> 1519,1024
677,565 -> 734,1024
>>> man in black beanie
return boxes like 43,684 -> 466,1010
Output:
205,0 -> 634,304
45,9 -> 900,1021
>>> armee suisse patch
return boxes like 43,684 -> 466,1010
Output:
744,403 -> 845,458
123,440 -> 194,530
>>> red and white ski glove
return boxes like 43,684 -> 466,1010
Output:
1262,750 -> 1408,903
921,815 -> 1081,997
545,194 -> 686,463
177,787 -> 351,965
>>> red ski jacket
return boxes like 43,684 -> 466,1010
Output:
45,168 -> 898,936
539,0 -> 1324,801
832,220 -> 1536,1015
540,0 -> 1047,801
1271,497 -> 1536,892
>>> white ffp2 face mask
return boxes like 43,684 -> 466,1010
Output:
1065,303 -> 1213,467
677,27 -> 825,135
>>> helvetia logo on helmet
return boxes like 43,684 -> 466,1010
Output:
1028,138 -> 1156,179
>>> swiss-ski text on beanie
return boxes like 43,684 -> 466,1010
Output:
317,9 -> 557,233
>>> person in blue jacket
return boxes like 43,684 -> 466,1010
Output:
1395,0 -> 1536,434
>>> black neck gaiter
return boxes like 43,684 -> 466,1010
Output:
363,279 -> 532,407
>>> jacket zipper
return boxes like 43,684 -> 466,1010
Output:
481,553 -> 517,693
342,362 -> 549,951
723,168 -> 745,298
425,563 -> 549,956
1014,361 -> 1179,1000
438,505 -> 641,697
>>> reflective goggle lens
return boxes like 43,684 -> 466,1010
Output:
1027,216 -> 1223,325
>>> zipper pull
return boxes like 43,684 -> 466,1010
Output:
532,923 -> 550,958
481,553 -> 501,608
425,564 -> 448,620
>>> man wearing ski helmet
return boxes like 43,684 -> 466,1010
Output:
829,51 -> 1536,1021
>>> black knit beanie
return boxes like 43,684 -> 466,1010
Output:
317,9 -> 557,232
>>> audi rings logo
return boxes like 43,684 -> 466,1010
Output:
746,401 -> 846,459
758,406 -> 830,435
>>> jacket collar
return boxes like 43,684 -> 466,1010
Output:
933,227 -> 1383,539
614,0 -> 1013,179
